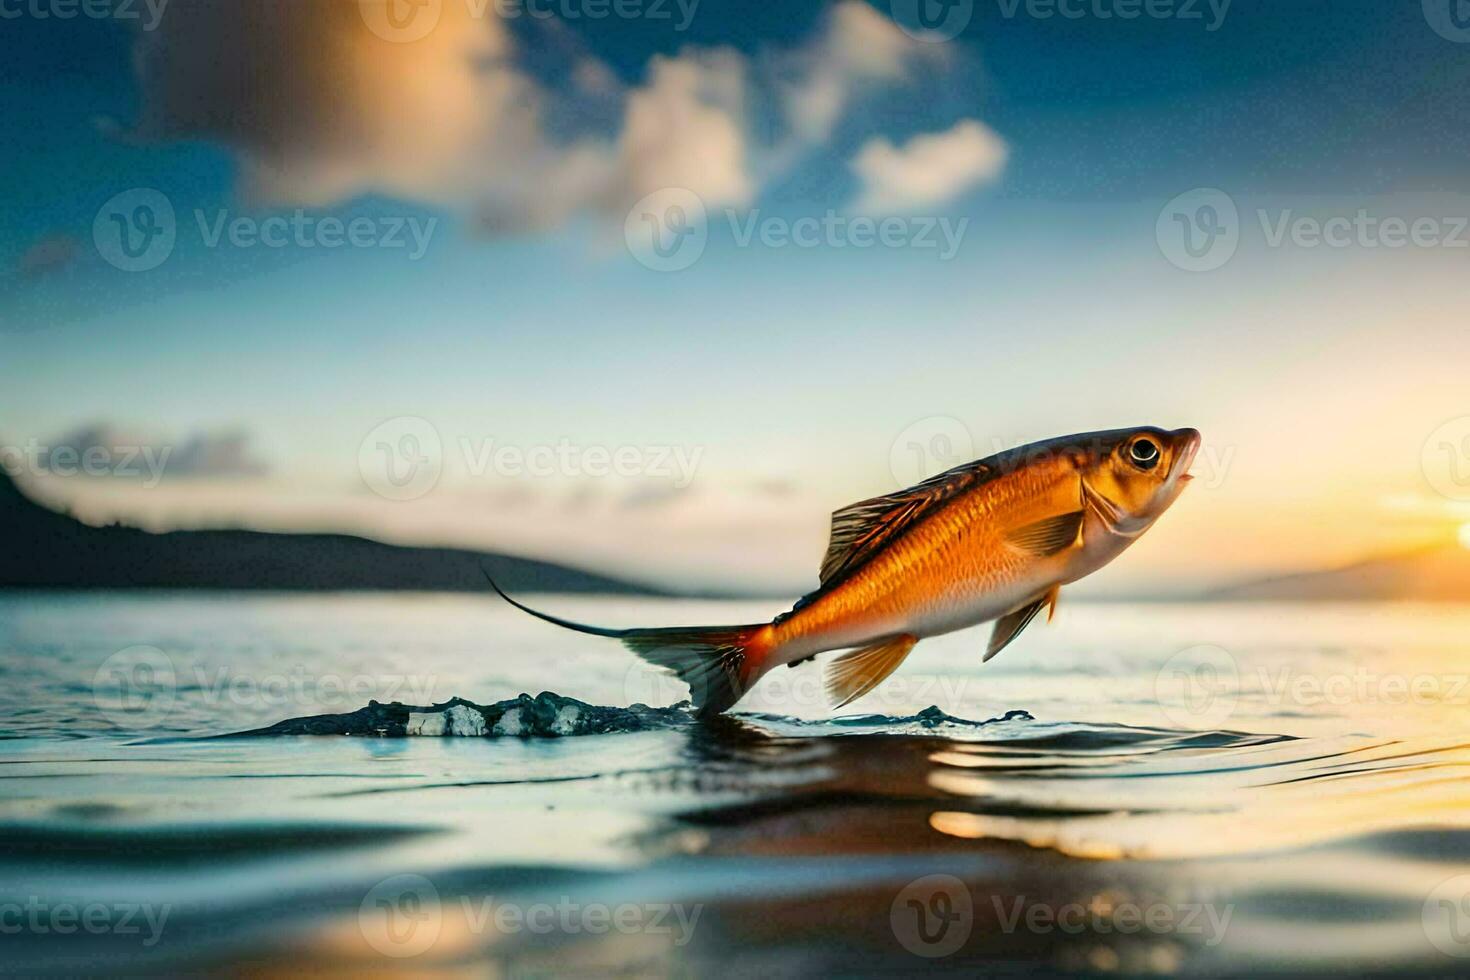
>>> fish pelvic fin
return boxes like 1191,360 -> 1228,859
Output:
984,585 -> 1059,662
825,634 -> 919,710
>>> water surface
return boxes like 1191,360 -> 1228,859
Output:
1,593 -> 1467,975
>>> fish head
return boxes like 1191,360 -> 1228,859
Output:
1078,427 -> 1200,536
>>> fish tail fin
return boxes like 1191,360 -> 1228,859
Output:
482,568 -> 772,717
622,623 -> 773,717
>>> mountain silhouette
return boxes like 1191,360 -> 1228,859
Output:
1215,543 -> 1470,601
0,472 -> 657,594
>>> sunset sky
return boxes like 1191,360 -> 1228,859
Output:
4,0 -> 1470,594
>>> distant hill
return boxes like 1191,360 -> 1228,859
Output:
1215,544 -> 1470,601
0,472 -> 659,594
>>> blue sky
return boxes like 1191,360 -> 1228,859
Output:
5,1 -> 1470,593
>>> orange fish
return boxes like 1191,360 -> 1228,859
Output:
491,426 -> 1200,716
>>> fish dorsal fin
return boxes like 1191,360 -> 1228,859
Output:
984,586 -> 1058,662
820,460 -> 994,585
825,634 -> 919,709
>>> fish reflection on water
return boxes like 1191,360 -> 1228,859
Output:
0,593 -> 1468,975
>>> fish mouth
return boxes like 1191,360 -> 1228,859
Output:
1170,428 -> 1202,485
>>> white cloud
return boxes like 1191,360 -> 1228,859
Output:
127,1 -> 970,233
778,0 -> 921,145
618,50 -> 753,208
851,119 -> 1009,215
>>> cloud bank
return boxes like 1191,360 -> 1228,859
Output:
127,1 -> 1004,229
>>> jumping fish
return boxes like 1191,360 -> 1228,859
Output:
490,426 -> 1200,716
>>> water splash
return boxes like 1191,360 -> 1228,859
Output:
226,693 -> 1035,739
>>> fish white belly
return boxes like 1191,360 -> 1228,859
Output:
904,575 -> 1048,640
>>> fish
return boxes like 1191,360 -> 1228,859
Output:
488,426 -> 1201,717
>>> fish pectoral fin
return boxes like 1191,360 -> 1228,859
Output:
1003,510 -> 1085,557
825,634 -> 918,709
984,592 -> 1052,662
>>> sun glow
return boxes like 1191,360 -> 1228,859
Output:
1459,523 -> 1470,550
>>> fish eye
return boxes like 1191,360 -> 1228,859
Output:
1128,438 -> 1160,471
